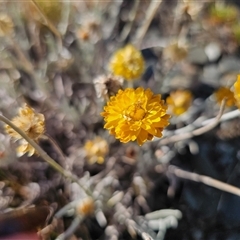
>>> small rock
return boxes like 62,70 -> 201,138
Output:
218,56 -> 240,74
187,47 -> 208,65
205,42 -> 222,62
202,65 -> 220,87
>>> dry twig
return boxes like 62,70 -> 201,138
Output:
159,99 -> 226,145
135,0 -> 163,47
168,165 -> 240,197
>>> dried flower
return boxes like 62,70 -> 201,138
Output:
84,137 -> 109,164
234,75 -> 240,108
101,87 -> 170,146
166,90 -> 193,116
214,87 -> 235,107
5,104 -> 45,157
163,43 -> 188,62
0,14 -> 14,36
76,197 -> 95,216
93,74 -> 123,100
109,44 -> 145,81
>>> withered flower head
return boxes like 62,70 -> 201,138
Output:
93,74 -> 123,100
0,14 -> 14,36
5,104 -> 45,157
163,42 -> 188,62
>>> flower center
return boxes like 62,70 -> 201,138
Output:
123,103 -> 146,121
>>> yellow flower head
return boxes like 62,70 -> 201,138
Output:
214,86 -> 235,107
84,136 -> 109,164
101,87 -> 170,146
166,90 -> 193,116
234,75 -> 240,108
109,44 -> 145,81
5,104 -> 45,157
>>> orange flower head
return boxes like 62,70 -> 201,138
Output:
101,87 -> 170,146
234,75 -> 240,108
215,87 -> 235,107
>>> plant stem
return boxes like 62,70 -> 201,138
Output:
31,0 -> 62,50
135,0 -> 162,48
55,216 -> 83,240
168,165 -> 240,197
159,99 -> 226,145
119,0 -> 140,42
42,134 -> 66,166
0,114 -> 92,196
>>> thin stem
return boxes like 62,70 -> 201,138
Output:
202,109 -> 240,126
58,0 -> 70,36
119,0 -> 140,42
31,0 -> 62,50
135,0 -> 162,48
168,165 -> 240,197
126,218 -> 154,240
55,200 -> 79,219
0,114 -> 92,196
42,134 -> 66,166
115,203 -> 154,240
162,106 -> 240,140
159,99 -> 226,145
56,216 -> 82,240
7,36 -> 34,74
